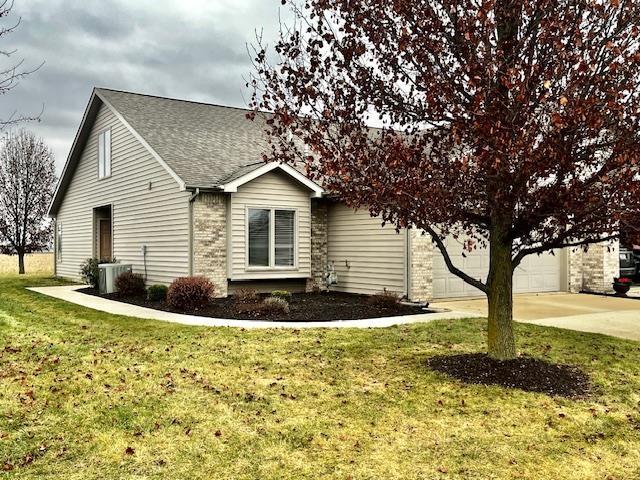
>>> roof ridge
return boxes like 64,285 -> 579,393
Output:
95,87 -> 255,114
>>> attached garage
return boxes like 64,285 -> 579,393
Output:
433,236 -> 567,299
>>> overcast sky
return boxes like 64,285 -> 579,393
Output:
1,0 -> 284,172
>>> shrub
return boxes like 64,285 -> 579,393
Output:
79,257 -> 116,289
233,302 -> 265,315
115,271 -> 146,297
270,290 -> 292,302
147,284 -> 168,302
167,276 -> 215,311
262,297 -> 290,314
233,288 -> 259,304
234,297 -> 290,316
368,290 -> 401,308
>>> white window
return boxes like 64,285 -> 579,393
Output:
248,209 -> 270,267
247,208 -> 296,268
98,129 -> 111,179
274,210 -> 295,266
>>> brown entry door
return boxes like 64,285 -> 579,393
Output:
99,219 -> 112,260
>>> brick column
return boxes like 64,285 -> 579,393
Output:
567,247 -> 583,293
192,192 -> 228,298
408,229 -> 433,302
306,201 -> 329,292
577,240 -> 619,294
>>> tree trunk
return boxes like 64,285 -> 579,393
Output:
18,252 -> 25,275
486,232 -> 516,360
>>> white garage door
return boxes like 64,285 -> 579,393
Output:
433,237 -> 565,299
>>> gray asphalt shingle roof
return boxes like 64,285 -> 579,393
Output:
96,88 -> 271,188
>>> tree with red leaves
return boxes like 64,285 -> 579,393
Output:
250,0 -> 640,359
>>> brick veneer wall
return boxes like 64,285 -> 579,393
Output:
581,241 -> 619,293
307,201 -> 329,292
568,241 -> 619,294
567,247 -> 584,293
409,229 -> 433,302
192,192 -> 228,298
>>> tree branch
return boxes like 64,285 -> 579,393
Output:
423,225 -> 488,293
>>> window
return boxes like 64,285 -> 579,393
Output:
247,208 -> 296,268
98,129 -> 111,178
275,210 -> 295,266
248,209 -> 270,267
56,222 -> 62,262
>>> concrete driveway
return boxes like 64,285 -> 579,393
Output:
431,293 -> 640,341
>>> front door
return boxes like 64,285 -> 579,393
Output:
99,219 -> 112,260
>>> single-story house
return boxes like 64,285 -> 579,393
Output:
48,88 -> 620,299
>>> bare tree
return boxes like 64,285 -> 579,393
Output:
0,0 -> 43,128
0,130 -> 55,273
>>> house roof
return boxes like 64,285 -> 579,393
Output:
95,88 -> 272,188
49,88 -> 323,215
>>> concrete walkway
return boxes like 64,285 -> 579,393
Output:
27,285 -> 472,329
432,293 -> 640,341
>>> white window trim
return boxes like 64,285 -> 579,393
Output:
245,206 -> 298,271
98,128 -> 112,180
223,163 -> 323,198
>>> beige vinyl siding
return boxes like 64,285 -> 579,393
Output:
229,170 -> 311,280
328,203 -> 407,296
55,103 -> 190,284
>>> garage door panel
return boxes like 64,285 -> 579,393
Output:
433,235 -> 565,298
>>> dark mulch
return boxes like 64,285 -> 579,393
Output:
426,353 -> 591,398
78,288 -> 430,322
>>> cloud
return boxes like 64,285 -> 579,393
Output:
0,0 -> 285,171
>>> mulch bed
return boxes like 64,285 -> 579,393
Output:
78,288 -> 430,322
426,353 -> 591,398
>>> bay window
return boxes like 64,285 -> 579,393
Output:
248,208 -> 296,268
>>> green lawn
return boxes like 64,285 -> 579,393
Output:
1,276 -> 640,479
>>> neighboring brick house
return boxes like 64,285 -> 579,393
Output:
48,88 -> 620,300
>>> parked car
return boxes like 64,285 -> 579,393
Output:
619,246 -> 637,278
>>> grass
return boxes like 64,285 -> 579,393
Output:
1,275 -> 640,479
0,254 -> 53,275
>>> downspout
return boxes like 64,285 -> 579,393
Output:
405,228 -> 411,300
188,188 -> 200,276
53,217 -> 57,277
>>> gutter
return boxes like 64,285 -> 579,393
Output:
187,188 -> 200,276
188,187 -> 201,203
186,185 -> 224,195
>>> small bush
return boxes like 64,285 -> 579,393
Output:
270,290 -> 292,302
262,297 -> 290,314
115,271 -> 146,297
167,276 -> 215,311
368,290 -> 401,308
147,284 -> 168,302
234,297 -> 290,316
79,257 -> 116,289
233,288 -> 259,304
233,302 -> 265,315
